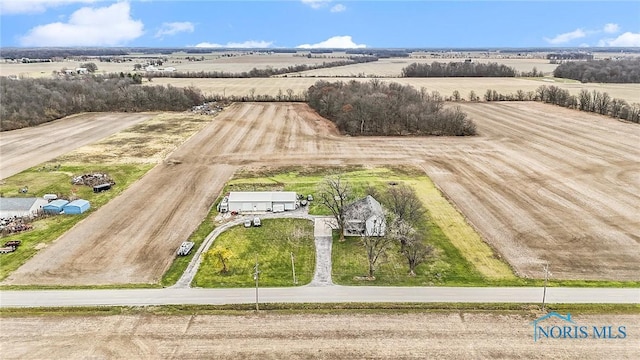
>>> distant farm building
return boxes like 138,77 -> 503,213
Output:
227,191 -> 297,213
343,195 -> 386,237
63,199 -> 90,214
0,198 -> 48,218
43,199 -> 69,214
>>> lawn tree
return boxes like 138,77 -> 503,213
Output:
208,247 -> 234,274
361,212 -> 394,279
382,183 -> 425,226
317,175 -> 353,241
391,219 -> 434,276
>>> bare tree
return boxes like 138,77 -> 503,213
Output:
390,219 -> 433,276
317,175 -> 353,241
361,213 -> 394,279
382,183 -> 425,226
401,237 -> 434,277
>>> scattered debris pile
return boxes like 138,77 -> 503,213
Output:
71,173 -> 116,187
190,102 -> 224,115
0,217 -> 33,237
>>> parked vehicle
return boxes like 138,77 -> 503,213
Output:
176,241 -> 194,256
244,218 -> 252,228
253,217 -> 261,227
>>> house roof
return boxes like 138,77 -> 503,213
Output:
0,198 -> 39,211
228,191 -> 297,203
344,195 -> 384,220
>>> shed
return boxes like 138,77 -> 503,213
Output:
0,198 -> 48,219
43,199 -> 69,214
227,191 -> 297,213
343,195 -> 386,237
63,199 -> 90,214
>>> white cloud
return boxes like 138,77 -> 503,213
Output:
599,32 -> 640,47
0,0 -> 98,15
297,35 -> 366,49
544,29 -> 586,45
194,40 -> 274,48
330,4 -> 346,13
155,22 -> 194,38
603,23 -> 620,34
301,0 -> 331,9
19,2 -> 143,46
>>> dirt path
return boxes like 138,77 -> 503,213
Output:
0,113 -> 153,179
4,102 -> 639,284
1,313 -> 637,359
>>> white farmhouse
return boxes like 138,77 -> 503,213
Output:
343,195 -> 386,237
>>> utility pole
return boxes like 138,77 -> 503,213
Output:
252,255 -> 260,311
542,262 -> 551,312
291,252 -> 297,285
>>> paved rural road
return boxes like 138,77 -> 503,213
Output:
0,287 -> 638,308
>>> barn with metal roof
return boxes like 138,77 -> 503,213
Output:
63,199 -> 90,215
43,199 -> 70,214
227,191 -> 297,213
0,198 -> 48,218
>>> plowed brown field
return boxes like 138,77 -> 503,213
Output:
1,313 -> 638,359
4,102 -> 639,285
0,113 -> 153,179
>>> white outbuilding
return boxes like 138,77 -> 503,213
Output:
227,191 -> 297,213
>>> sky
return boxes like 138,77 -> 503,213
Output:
0,1 -> 639,48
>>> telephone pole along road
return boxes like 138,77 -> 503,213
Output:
0,286 -> 638,308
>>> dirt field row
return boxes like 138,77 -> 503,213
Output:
1,312 -> 637,359
0,113 -> 153,179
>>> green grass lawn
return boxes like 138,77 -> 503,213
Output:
0,163 -> 153,281
193,218 -> 315,287
332,218 -> 485,286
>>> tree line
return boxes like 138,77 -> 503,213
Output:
145,57 -> 378,79
307,80 -> 477,136
0,76 -> 203,131
402,61 -> 518,77
479,85 -> 640,123
553,58 -> 640,83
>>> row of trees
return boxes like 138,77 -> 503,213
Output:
145,57 -> 378,78
307,80 -> 477,136
553,58 -> 640,83
479,85 -> 640,123
318,176 -> 433,278
0,76 -> 203,131
402,61 -> 518,77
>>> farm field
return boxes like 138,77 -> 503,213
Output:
2,101 -> 639,285
151,76 -> 640,104
287,57 -> 560,77
1,312 -> 637,359
0,113 -> 153,179
0,52 -> 350,78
